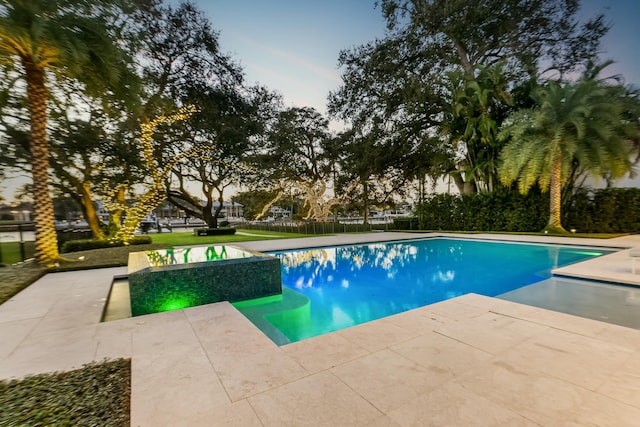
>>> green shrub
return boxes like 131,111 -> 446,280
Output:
0,358 -> 130,426
193,227 -> 237,236
415,190 -> 548,232
564,188 -> 640,233
392,217 -> 419,230
61,236 -> 152,253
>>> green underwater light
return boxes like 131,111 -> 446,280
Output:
571,251 -> 603,256
158,296 -> 195,312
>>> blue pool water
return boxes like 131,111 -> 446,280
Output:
234,238 -> 612,344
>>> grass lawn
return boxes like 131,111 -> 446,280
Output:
0,241 -> 36,265
149,228 -> 316,246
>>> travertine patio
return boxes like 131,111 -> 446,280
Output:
1,232 -> 640,426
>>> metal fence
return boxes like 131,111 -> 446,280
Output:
239,221 -> 393,235
0,223 -> 35,264
0,223 -> 93,264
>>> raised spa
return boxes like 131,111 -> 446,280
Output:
127,245 -> 281,316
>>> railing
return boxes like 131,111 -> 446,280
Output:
0,223 -> 35,265
0,223 -> 94,264
239,220 -> 393,235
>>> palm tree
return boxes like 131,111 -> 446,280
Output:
0,0 -> 133,264
498,67 -> 639,233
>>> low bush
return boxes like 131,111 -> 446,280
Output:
392,217 -> 419,230
564,188 -> 640,233
0,358 -> 130,426
193,227 -> 237,236
412,187 -> 640,233
414,191 -> 548,232
61,236 -> 152,253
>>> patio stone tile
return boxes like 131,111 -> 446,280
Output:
34,289 -> 109,334
379,309 -> 449,335
597,352 -> 640,409
131,348 -> 230,427
495,303 -> 611,337
456,358 -> 640,426
214,347 -> 308,401
0,317 -> 39,359
330,348 -> 453,413
499,327 -> 633,390
596,323 -> 640,351
94,318 -> 136,360
367,415 -> 403,427
0,277 -> 73,322
336,317 -> 417,352
0,325 -> 97,379
131,310 -> 202,356
281,331 -> 369,373
433,311 -> 549,355
186,302 -> 276,364
422,298 -> 490,322
390,331 -> 493,376
248,370 -> 383,426
187,400 -> 263,426
388,381 -> 538,427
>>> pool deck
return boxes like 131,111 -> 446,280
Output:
2,232 -> 640,426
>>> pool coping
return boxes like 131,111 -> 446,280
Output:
2,231 -> 640,426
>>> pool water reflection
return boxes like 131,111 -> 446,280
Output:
236,238 -> 612,344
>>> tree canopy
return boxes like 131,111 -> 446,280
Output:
499,64 -> 640,232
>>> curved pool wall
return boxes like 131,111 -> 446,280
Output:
127,245 -> 282,316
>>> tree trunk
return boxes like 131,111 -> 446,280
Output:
450,171 -> 465,194
23,59 -> 60,265
362,179 -> 369,225
201,191 -> 216,228
547,150 -> 566,233
80,181 -> 104,239
212,192 -> 226,228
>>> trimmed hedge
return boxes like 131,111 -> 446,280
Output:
61,236 -> 152,253
564,188 -> 640,233
410,188 -> 640,233
193,227 -> 237,236
414,191 -> 548,232
0,358 -> 130,426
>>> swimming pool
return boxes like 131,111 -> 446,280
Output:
234,238 -> 613,345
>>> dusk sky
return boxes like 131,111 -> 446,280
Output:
193,0 -> 640,116
2,1 -> 640,201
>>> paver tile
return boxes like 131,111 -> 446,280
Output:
499,327 -> 633,390
249,370 -> 382,426
391,330 -> 493,376
457,358 -> 640,426
331,348 -> 452,413
281,331 -> 368,373
388,381 -> 538,426
433,311 -> 549,355
131,349 -> 229,427
215,347 -> 308,401
337,317 -> 417,352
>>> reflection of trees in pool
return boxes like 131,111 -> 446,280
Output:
144,246 -> 231,265
145,249 -> 177,265
277,240 -> 478,295
278,242 -> 424,289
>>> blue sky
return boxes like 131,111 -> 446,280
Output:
193,0 -> 640,115
2,1 -> 639,202
193,0 -> 387,114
